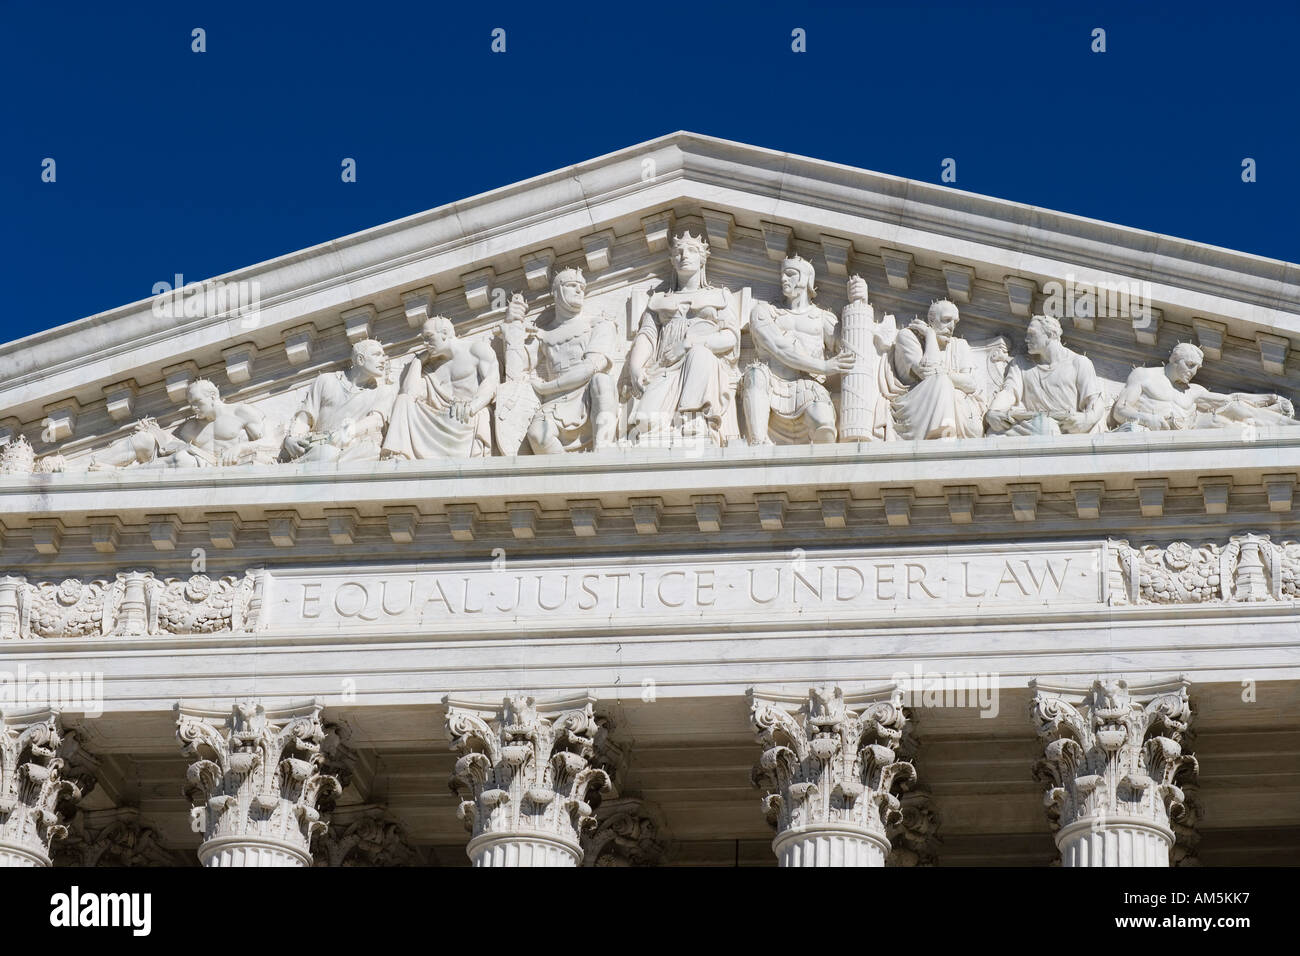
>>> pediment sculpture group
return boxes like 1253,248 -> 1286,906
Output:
12,230 -> 1297,474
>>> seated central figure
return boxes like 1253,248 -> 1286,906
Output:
624,232 -> 740,445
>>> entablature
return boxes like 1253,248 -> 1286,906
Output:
1,430 -> 1297,563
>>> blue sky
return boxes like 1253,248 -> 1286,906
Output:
2,1 -> 1296,342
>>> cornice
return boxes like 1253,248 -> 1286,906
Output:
0,431 -> 1294,576
1,427 -> 1295,520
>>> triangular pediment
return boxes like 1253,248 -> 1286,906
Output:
0,131 -> 1297,474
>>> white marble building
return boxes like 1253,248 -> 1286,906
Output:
1,132 -> 1297,867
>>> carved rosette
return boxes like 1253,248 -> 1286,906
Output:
0,571 -> 264,640
1031,678 -> 1197,867
176,701 -> 341,867
749,685 -> 915,867
444,695 -> 611,867
582,798 -> 672,866
311,806 -> 423,867
0,712 -> 93,867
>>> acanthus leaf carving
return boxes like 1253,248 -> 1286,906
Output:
748,685 -> 914,849
581,797 -> 672,867
175,700 -> 340,864
1030,677 -> 1197,857
443,694 -> 611,863
53,807 -> 190,867
311,806 -> 423,867
0,711 -> 95,865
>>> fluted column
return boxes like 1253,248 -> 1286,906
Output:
175,700 -> 340,867
0,711 -> 94,867
443,694 -> 611,867
1030,678 -> 1197,868
749,685 -> 914,867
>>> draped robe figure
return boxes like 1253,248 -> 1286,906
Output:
523,268 -> 618,455
986,314 -> 1105,436
885,301 -> 986,440
625,232 -> 740,446
283,339 -> 398,464
382,316 -> 498,461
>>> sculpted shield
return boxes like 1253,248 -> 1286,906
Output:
494,378 -> 540,456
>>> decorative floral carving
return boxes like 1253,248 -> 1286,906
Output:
1031,678 -> 1197,843
886,790 -> 942,866
0,571 -> 264,639
1277,541 -> 1300,599
748,685 -> 915,846
0,712 -> 94,863
176,701 -> 340,862
582,797 -> 672,866
1110,533 -> 1294,605
27,579 -> 111,638
311,807 -> 423,867
444,695 -> 611,860
154,572 -> 257,634
53,807 -> 190,867
1136,541 -> 1222,603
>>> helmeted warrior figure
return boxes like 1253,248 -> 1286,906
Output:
743,255 -> 854,444
522,267 -> 618,454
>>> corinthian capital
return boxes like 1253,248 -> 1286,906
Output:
175,700 -> 341,866
749,685 -> 915,866
443,694 -> 611,866
0,711 -> 94,866
1030,677 -> 1197,865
